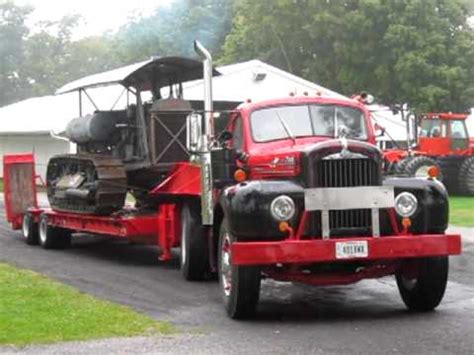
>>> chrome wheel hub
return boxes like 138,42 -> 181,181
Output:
39,218 -> 47,244
221,232 -> 232,297
415,165 -> 430,177
22,215 -> 29,238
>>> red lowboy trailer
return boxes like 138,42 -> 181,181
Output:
2,42 -> 462,319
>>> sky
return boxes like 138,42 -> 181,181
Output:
14,0 -> 174,38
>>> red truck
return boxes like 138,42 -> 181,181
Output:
3,42 -> 461,319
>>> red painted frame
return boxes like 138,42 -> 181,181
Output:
3,153 -> 38,229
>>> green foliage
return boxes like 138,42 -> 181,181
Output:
0,263 -> 173,346
222,0 -> 474,112
0,1 -> 32,106
449,196 -> 474,227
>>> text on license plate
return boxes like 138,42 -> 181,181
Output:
335,241 -> 368,259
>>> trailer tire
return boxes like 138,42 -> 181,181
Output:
402,156 -> 443,181
180,204 -> 209,281
219,217 -> 261,319
458,157 -> 474,196
22,212 -> 39,245
38,214 -> 72,249
396,256 -> 448,312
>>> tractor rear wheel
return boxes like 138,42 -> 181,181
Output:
394,157 -> 413,175
458,157 -> 474,196
402,156 -> 443,181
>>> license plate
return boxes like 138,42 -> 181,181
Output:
335,241 -> 368,259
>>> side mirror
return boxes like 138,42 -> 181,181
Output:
217,130 -> 233,145
186,113 -> 203,152
374,123 -> 385,137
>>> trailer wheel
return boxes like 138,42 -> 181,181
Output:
396,257 -> 448,312
402,156 -> 443,181
22,212 -> 39,245
458,157 -> 474,196
218,217 -> 261,319
180,204 -> 209,281
38,214 -> 72,249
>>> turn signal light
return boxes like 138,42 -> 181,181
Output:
234,169 -> 247,183
428,165 -> 440,179
279,221 -> 290,232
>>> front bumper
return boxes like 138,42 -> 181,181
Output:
231,234 -> 461,266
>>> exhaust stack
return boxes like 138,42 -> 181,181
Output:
194,40 -> 214,225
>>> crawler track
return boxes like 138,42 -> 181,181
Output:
46,154 -> 127,215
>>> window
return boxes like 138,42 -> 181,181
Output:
250,104 -> 368,142
232,116 -> 244,150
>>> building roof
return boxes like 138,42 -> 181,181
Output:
0,86 -> 127,135
181,59 -> 346,102
56,57 -> 214,94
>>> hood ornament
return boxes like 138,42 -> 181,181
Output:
338,127 -> 350,157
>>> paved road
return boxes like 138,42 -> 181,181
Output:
0,200 -> 473,354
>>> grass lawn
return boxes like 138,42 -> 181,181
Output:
0,263 -> 173,346
0,178 -> 3,192
449,196 -> 474,227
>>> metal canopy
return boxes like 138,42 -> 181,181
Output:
56,56 -> 220,95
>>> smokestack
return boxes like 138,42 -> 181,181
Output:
194,40 -> 214,138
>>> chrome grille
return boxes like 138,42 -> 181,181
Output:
315,158 -> 379,233
315,158 -> 379,187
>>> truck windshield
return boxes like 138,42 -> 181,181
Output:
250,104 -> 368,142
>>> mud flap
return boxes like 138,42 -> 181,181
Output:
3,154 -> 38,229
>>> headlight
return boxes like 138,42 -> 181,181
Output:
394,192 -> 418,217
270,195 -> 296,221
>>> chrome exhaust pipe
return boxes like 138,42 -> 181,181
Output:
194,40 -> 214,138
194,40 -> 214,225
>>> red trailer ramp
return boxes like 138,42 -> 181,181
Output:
3,154 -> 38,230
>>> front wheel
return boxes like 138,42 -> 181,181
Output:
396,257 -> 449,312
219,217 -> 261,319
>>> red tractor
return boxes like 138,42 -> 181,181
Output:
3,42 -> 461,319
383,112 -> 474,195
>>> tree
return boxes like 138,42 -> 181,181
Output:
112,0 -> 234,63
0,1 -> 32,106
222,0 -> 474,112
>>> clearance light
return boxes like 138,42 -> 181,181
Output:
428,165 -> 440,179
234,169 -> 247,183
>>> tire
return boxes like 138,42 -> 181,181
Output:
38,214 -> 72,249
396,257 -> 449,312
218,216 -> 261,319
180,204 -> 209,281
394,157 -> 413,175
22,212 -> 39,245
402,156 -> 443,181
458,157 -> 474,196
